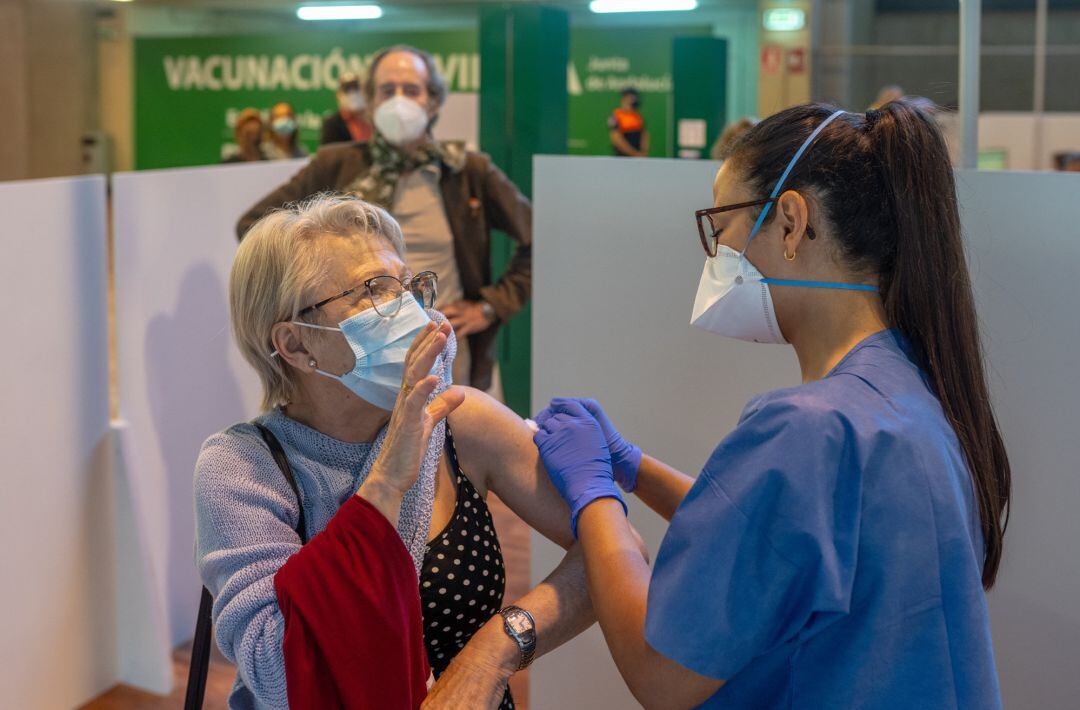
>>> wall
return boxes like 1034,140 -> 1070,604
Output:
815,5 -> 1080,111
935,111 -> 1080,171
98,9 -> 134,173
0,0 -> 98,180
757,0 -> 813,115
98,2 -> 762,173
711,6 -> 759,124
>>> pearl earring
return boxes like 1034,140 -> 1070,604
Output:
308,358 -> 317,368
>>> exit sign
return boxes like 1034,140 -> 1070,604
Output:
763,8 -> 805,32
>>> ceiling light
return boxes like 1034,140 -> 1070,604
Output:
762,8 -> 805,32
589,0 -> 698,14
297,4 -> 383,21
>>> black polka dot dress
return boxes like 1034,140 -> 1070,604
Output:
420,429 -> 514,709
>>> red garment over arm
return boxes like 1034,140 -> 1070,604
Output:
274,495 -> 430,709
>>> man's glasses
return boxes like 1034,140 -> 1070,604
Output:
695,198 -> 816,257
297,271 -> 438,319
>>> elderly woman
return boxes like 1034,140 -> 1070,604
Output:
195,194 -> 592,709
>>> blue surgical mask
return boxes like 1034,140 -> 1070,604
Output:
295,293 -> 436,410
271,117 -> 297,137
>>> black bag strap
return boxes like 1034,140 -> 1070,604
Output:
253,423 -> 308,542
185,423 -> 306,710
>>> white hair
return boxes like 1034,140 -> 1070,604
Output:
230,193 -> 406,411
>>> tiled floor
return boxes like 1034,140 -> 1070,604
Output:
82,495 -> 532,710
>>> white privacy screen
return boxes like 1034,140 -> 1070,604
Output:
0,175 -> 112,707
111,159 -> 304,689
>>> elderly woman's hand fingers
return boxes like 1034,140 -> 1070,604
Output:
404,321 -> 437,364
407,323 -> 451,379
427,386 -> 466,427
403,321 -> 450,381
405,323 -> 440,372
404,333 -> 447,388
412,374 -> 440,401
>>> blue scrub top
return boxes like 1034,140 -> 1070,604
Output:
644,330 -> 1001,709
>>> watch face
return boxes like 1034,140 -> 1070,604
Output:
506,611 -> 531,635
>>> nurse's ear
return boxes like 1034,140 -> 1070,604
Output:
774,189 -> 815,261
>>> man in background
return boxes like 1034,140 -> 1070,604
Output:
321,72 -> 373,145
237,45 -> 531,391
608,87 -> 649,157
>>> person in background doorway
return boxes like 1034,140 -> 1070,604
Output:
263,102 -> 309,161
322,72 -> 373,145
709,117 -> 758,162
222,108 -> 268,164
238,45 -> 532,391
1053,151 -> 1080,171
870,84 -> 904,110
609,87 -> 649,158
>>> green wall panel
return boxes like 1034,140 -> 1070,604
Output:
480,5 -> 569,416
134,31 -> 477,169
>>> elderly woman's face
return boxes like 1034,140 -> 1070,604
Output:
301,234 -> 408,377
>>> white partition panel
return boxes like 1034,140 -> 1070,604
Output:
0,176 -> 113,707
955,169 -> 1080,709
531,157 -> 801,709
532,157 -> 1080,709
112,159 -> 305,689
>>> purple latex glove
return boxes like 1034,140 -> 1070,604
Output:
536,398 -> 642,492
532,399 -> 627,538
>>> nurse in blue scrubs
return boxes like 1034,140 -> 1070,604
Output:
533,99 -> 1011,709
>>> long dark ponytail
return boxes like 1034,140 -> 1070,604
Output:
725,99 -> 1010,588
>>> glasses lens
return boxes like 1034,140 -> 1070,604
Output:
369,276 -> 405,317
410,272 -> 438,309
698,213 -> 718,257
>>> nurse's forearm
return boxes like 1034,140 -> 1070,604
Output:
577,500 -> 723,710
633,454 -> 696,521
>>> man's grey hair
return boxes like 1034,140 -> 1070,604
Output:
363,44 -> 449,108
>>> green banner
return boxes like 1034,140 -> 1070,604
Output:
568,26 -> 710,157
134,26 -> 712,169
134,31 -> 477,169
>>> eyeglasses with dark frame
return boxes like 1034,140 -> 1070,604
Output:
296,271 -> 438,320
695,198 -> 816,258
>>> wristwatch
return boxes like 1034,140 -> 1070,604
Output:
498,605 -> 537,671
479,299 -> 497,324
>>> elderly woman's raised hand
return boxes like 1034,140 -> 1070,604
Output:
358,320 -> 465,524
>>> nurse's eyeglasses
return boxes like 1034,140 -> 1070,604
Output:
696,198 -> 816,257
297,271 -> 438,319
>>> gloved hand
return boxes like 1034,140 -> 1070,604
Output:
533,399 -> 626,538
537,397 -> 642,492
